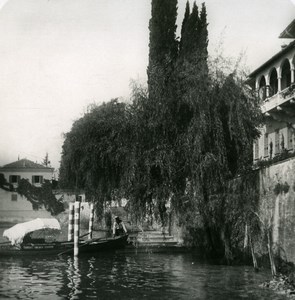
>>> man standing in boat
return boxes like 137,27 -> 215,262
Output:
112,216 -> 127,237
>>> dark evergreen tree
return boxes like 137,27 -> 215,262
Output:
174,1 -> 203,132
179,2 -> 199,59
179,1 -> 190,53
147,0 -> 178,100
178,2 -> 208,79
133,0 -> 179,222
42,152 -> 50,167
197,3 -> 209,77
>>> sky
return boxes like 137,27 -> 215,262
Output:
0,0 -> 294,172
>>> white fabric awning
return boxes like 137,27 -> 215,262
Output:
3,218 -> 61,245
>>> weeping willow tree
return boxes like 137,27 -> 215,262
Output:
16,178 -> 64,215
59,99 -> 135,215
143,0 -> 263,258
59,0 -> 263,261
179,74 -> 262,258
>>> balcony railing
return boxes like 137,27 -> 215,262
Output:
261,83 -> 295,113
253,148 -> 295,169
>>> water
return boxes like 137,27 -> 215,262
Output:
0,252 -> 287,299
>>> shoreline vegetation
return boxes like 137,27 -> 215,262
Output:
1,0 -> 292,297
59,0 -> 263,265
57,3 -> 295,294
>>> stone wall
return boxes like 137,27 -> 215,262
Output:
168,157 -> 295,258
259,157 -> 295,263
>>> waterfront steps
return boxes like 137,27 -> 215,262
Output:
131,230 -> 179,247
124,229 -> 186,253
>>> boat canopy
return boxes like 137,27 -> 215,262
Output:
3,218 -> 61,245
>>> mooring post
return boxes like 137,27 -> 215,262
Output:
68,202 -> 75,241
88,203 -> 94,240
74,201 -> 81,256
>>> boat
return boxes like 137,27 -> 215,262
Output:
0,218 -> 128,256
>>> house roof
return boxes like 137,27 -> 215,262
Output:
247,39 -> 295,80
279,19 -> 295,39
0,158 -> 53,172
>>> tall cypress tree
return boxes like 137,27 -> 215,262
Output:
179,1 -> 190,54
197,3 -> 209,77
129,0 -> 179,223
147,0 -> 178,100
179,1 -> 199,59
176,1 -> 203,105
176,1 -> 209,109
179,2 -> 208,75
188,2 -> 199,54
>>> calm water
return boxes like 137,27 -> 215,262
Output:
0,252 -> 287,300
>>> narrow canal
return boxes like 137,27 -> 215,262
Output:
0,252 -> 287,299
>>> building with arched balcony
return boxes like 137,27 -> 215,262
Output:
245,19 -> 295,263
247,19 -> 295,162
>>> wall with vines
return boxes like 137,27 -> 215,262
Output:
258,157 -> 295,263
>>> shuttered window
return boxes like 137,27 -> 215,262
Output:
32,176 -> 43,184
254,140 -> 259,160
11,194 -> 17,201
287,127 -> 293,150
9,175 -> 20,184
264,134 -> 268,157
275,130 -> 280,155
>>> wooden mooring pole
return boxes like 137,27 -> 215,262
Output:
74,201 -> 81,256
88,203 -> 94,240
68,202 -> 75,241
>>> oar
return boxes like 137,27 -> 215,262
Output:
57,237 -> 104,256
57,233 -> 89,256
78,232 -> 90,239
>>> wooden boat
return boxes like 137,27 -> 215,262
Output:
0,218 -> 128,256
0,235 -> 128,256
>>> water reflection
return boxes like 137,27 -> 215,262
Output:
66,257 -> 82,300
0,253 -> 289,299
0,257 -> 64,300
86,257 -> 95,288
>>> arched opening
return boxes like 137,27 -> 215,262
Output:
281,59 -> 291,90
258,75 -> 266,100
269,68 -> 278,96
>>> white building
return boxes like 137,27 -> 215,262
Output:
0,158 -> 54,188
0,158 -> 54,223
246,19 -> 295,162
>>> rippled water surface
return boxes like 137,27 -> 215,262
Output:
0,252 -> 287,299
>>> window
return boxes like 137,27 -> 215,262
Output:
9,175 -> 20,184
280,133 -> 285,151
258,76 -> 267,100
264,133 -> 268,157
269,68 -> 278,96
254,140 -> 259,160
32,175 -> 43,185
287,127 -> 294,151
11,194 -> 17,201
281,59 -> 291,90
275,130 -> 280,155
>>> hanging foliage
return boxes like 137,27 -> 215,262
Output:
16,179 -> 64,215
59,0 -> 263,261
59,99 -> 136,216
